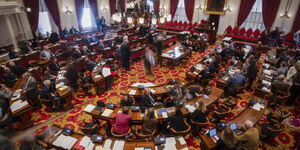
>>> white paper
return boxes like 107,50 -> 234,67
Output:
263,69 -> 272,76
166,137 -> 176,144
178,137 -> 186,145
112,140 -> 125,150
80,136 -> 92,148
203,94 -> 209,99
53,134 -> 77,149
262,80 -> 271,86
86,142 -> 95,150
162,112 -> 168,118
262,87 -> 271,92
95,146 -> 103,150
11,94 -> 21,101
10,100 -> 28,112
102,67 -> 111,77
185,104 -> 196,113
251,103 -> 265,111
129,90 -> 136,95
95,75 -> 102,78
56,82 -> 64,88
103,139 -> 112,149
135,148 -> 144,150
163,142 -> 177,150
84,104 -> 96,112
150,89 -> 156,93
181,148 -> 189,150
101,109 -> 113,117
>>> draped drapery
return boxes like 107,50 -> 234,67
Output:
154,0 -> 160,13
292,4 -> 300,32
237,0 -> 256,26
119,0 -> 126,13
23,0 -> 39,35
262,0 -> 281,30
109,0 -> 116,16
75,0 -> 84,31
184,0 -> 195,22
170,0 -> 179,18
44,0 -> 61,32
88,0 -> 99,18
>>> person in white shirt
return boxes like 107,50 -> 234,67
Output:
40,46 -> 55,60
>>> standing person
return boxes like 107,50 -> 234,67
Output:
61,27 -> 69,40
286,63 -> 300,105
120,40 -> 131,71
154,36 -> 163,66
100,16 -> 106,32
23,72 -> 40,108
246,59 -> 258,90
144,46 -> 155,75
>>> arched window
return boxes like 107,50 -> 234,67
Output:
173,0 -> 188,22
241,0 -> 265,30
81,0 -> 96,29
37,0 -> 58,34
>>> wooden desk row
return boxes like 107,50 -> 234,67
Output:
199,98 -> 268,150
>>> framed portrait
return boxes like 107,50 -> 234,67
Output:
204,0 -> 227,15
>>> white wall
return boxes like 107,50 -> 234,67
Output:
217,0 -> 241,34
57,0 -> 79,30
98,0 -> 111,25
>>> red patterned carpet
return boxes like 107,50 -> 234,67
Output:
17,44 -> 300,150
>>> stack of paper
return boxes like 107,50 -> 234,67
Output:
262,80 -> 271,86
102,67 -> 111,77
203,94 -> 209,99
59,86 -> 68,91
162,112 -> 168,118
84,104 -> 96,112
195,64 -> 204,71
56,82 -> 64,88
101,109 -> 113,117
52,134 -> 78,149
103,139 -> 112,149
263,69 -> 272,76
13,89 -> 22,96
178,137 -> 186,145
79,136 -> 92,148
112,140 -> 125,150
129,90 -> 136,95
251,103 -> 265,111
262,87 -> 271,92
10,100 -> 28,112
150,89 -> 156,93
185,104 -> 196,113
95,75 -> 102,78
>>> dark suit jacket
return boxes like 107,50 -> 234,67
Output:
3,72 -> 17,85
69,28 -> 79,34
11,66 -> 27,78
170,115 -> 187,131
49,32 -> 59,43
85,61 -> 97,71
154,41 -> 163,55
141,94 -> 157,107
120,98 -> 133,107
140,118 -> 159,134
40,85 -> 54,100
120,44 -> 130,61
49,62 -> 60,72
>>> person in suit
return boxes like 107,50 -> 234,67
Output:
185,86 -> 203,100
0,99 -> 11,128
271,75 -> 289,93
72,48 -> 82,59
61,27 -> 69,40
235,120 -> 259,150
48,58 -> 60,72
154,36 -> 163,66
100,16 -> 106,32
147,31 -> 154,44
8,48 -> 18,59
140,109 -> 158,134
48,30 -> 59,44
85,57 -> 97,71
98,40 -> 105,51
141,88 -> 159,107
8,62 -> 27,78
120,95 -> 133,107
40,80 -> 62,112
169,81 -> 185,101
216,127 -> 239,150
246,59 -> 258,90
69,26 -> 79,34
3,67 -> 17,87
144,46 -> 155,75
23,73 -> 40,108
66,64 -> 79,92
0,84 -> 12,103
81,46 -> 91,55
120,40 -> 131,71
113,107 -> 132,135
40,46 -> 55,60
287,65 -> 300,105
82,36 -> 91,46
169,109 -> 188,131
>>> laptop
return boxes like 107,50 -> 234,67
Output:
209,128 -> 219,142
154,137 -> 166,144
91,134 -> 103,143
131,106 -> 140,112
229,122 -> 243,135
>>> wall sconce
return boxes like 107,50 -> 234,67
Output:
65,6 -> 72,14
160,17 -> 165,24
280,11 -> 290,19
197,4 -> 203,10
224,5 -> 231,12
138,18 -> 144,24
20,7 -> 31,12
127,17 -> 133,24
102,7 -> 108,12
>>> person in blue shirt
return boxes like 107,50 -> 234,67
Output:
226,69 -> 246,97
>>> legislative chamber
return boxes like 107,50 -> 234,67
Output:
0,0 -> 299,149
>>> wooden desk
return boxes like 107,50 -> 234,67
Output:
161,46 -> 191,69
41,125 -> 188,150
199,98 -> 267,150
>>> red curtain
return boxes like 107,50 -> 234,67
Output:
184,0 -> 195,22
89,0 -> 99,18
154,0 -> 160,13
237,0 -> 256,26
23,0 -> 39,35
109,0 -> 116,16
170,0 -> 179,18
119,0 -> 126,13
44,0 -> 61,33
75,0 -> 84,31
292,4 -> 300,32
262,0 -> 281,30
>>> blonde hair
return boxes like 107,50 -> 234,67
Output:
222,127 -> 237,148
197,100 -> 206,112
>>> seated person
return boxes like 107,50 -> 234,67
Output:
85,57 -> 97,71
72,48 -> 82,59
0,84 -> 12,103
216,127 -> 239,150
190,101 -> 207,123
19,134 -> 45,150
8,62 -> 27,78
168,81 -> 185,101
271,75 -> 289,93
77,72 -> 92,96
0,99 -> 11,128
141,88 -> 160,107
113,107 -> 132,135
48,30 -> 59,44
234,120 -> 259,150
40,80 -> 62,112
48,58 -> 60,72
3,67 -> 17,87
120,95 -> 133,107
98,40 -> 105,51
226,69 -> 246,95
198,68 -> 213,86
185,85 -> 203,100
61,27 -> 69,40
259,122 -> 282,144
212,104 -> 231,123
40,46 -> 55,60
69,26 -> 79,34
274,61 -> 288,77
139,109 -> 158,135
81,46 -> 91,55
169,109 -> 188,131
8,48 -> 18,59
82,36 -> 91,46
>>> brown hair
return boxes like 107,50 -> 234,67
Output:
222,127 -> 237,148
